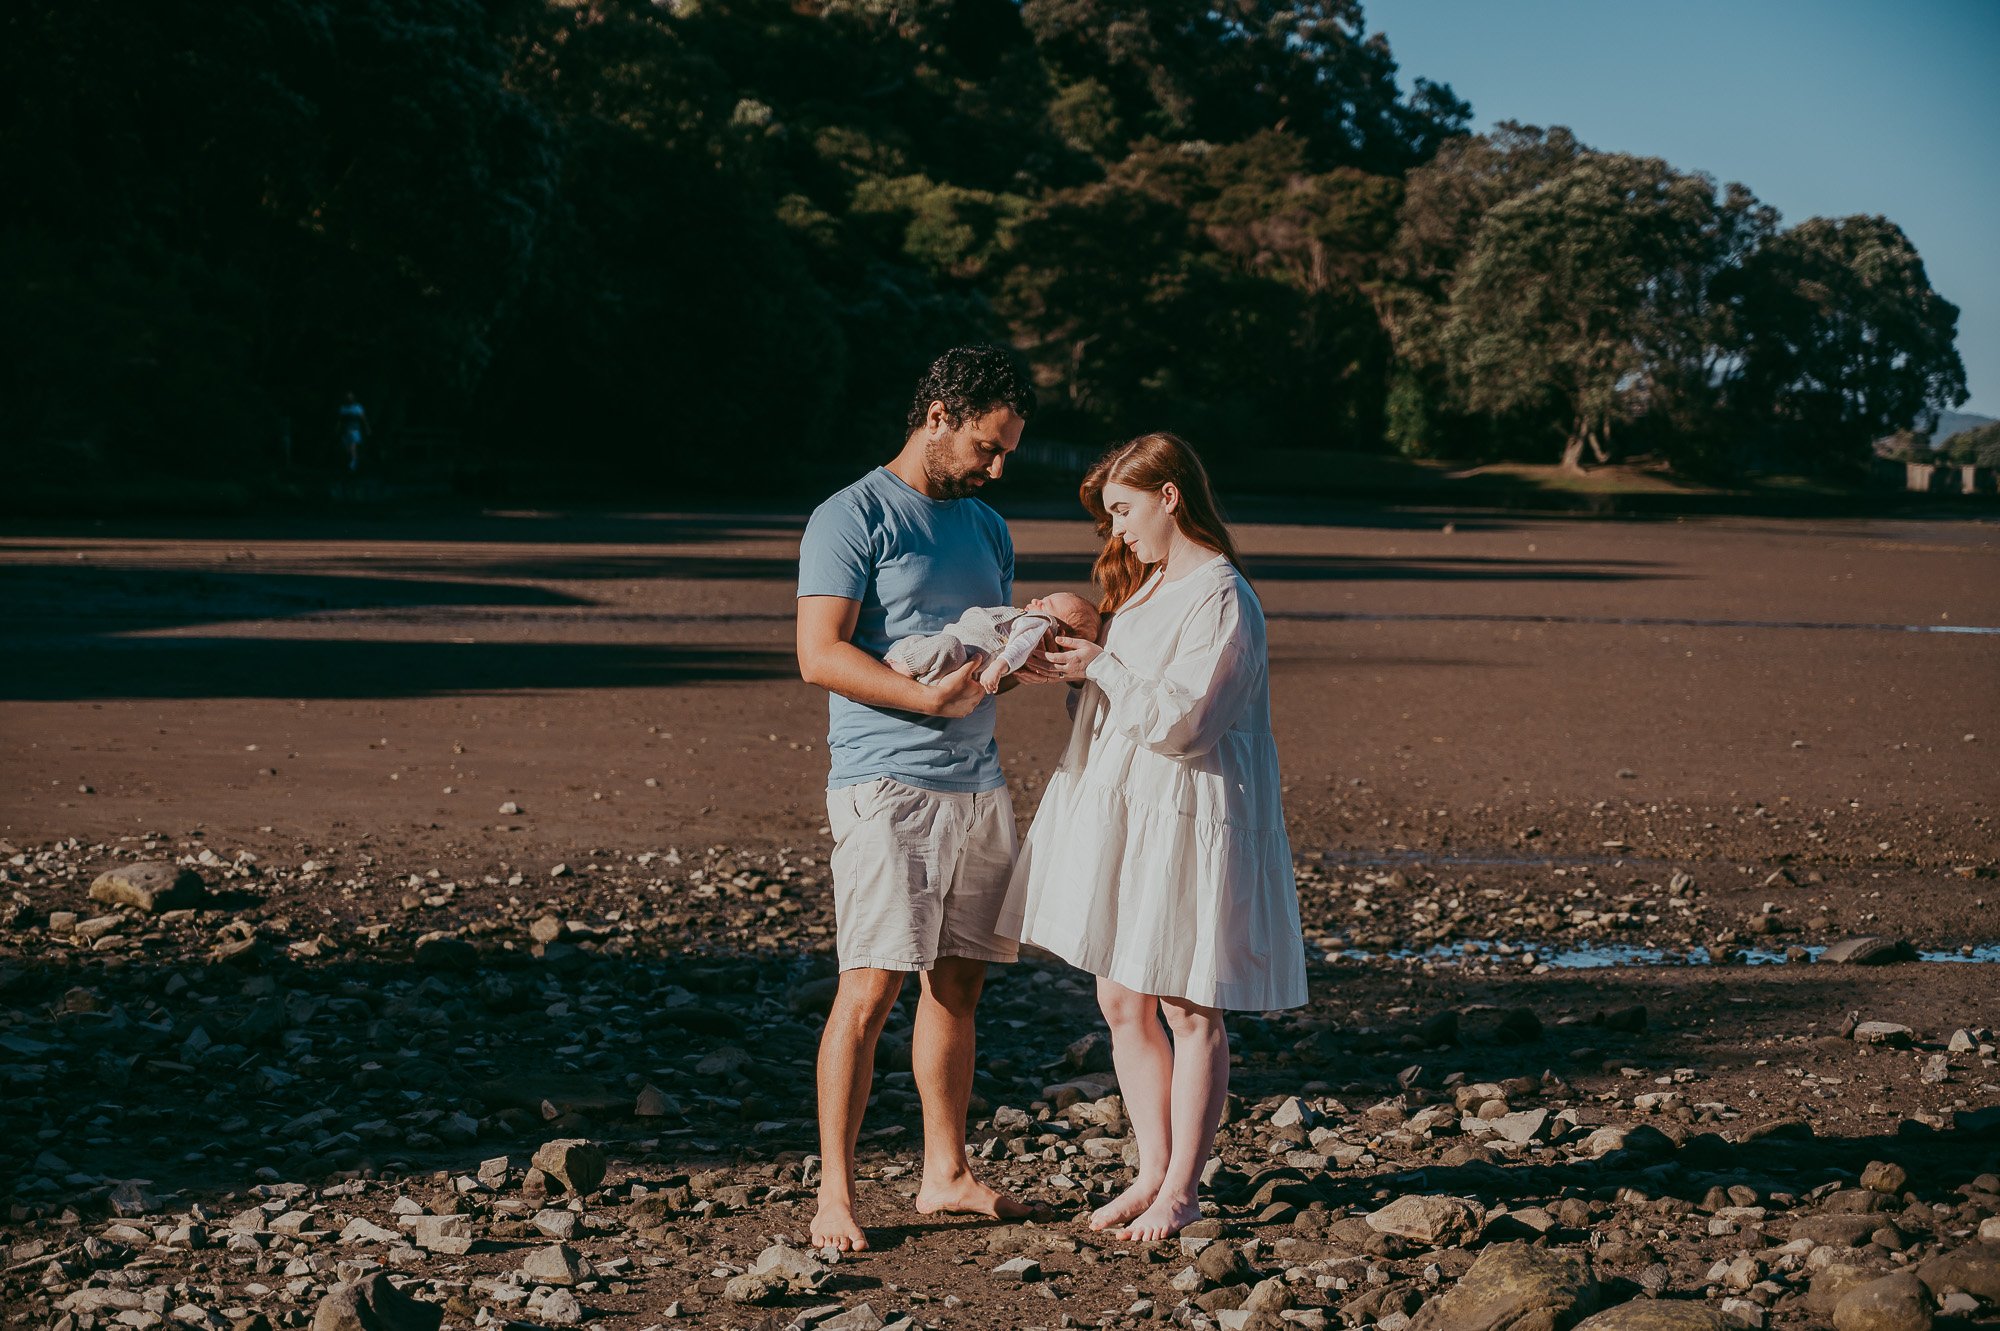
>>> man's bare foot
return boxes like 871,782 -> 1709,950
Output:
1089,1178 -> 1162,1231
914,1171 -> 1030,1220
810,1199 -> 869,1252
1115,1193 -> 1201,1243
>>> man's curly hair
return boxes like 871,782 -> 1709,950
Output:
905,345 -> 1037,434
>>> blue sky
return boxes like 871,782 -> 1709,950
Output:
1365,0 -> 2000,418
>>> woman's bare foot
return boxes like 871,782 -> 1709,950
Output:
1088,1178 -> 1163,1231
810,1199 -> 869,1252
915,1170 -> 1030,1220
1115,1193 -> 1201,1243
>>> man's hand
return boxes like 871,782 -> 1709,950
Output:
929,657 -> 989,716
798,595 -> 996,717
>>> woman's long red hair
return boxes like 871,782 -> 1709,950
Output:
1081,432 -> 1241,615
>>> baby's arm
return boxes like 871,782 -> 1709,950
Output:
887,632 -> 968,682
978,615 -> 1052,693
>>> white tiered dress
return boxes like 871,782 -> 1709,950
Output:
997,554 -> 1307,1011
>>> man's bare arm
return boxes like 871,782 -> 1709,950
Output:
797,595 -> 987,719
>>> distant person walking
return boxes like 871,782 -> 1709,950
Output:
337,392 -> 370,473
1000,431 -> 1308,1242
794,345 -> 1039,1252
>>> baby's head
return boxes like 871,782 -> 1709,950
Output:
1029,591 -> 1102,643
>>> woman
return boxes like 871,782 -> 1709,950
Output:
1002,432 -> 1307,1242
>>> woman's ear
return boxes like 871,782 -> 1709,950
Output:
1160,482 -> 1181,514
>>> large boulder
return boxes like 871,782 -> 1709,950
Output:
310,1273 -> 443,1331
89,862 -> 204,913
1915,1242 -> 2000,1305
1408,1242 -> 1598,1331
1832,1272 -> 1933,1331
531,1139 -> 607,1195
1572,1304 -> 1728,1331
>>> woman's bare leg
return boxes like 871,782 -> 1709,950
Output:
1117,997 -> 1227,1242
1089,977 -> 1174,1230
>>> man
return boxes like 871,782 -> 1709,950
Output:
337,391 -> 369,473
795,345 -> 1036,1251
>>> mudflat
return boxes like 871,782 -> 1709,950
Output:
2,505 -> 1996,1331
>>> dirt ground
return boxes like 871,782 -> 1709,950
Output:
3,502 -> 1998,1330
4,503 -> 1996,936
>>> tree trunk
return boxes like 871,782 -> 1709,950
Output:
1562,425 -> 1590,472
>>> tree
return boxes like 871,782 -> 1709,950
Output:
1379,123 -> 1588,457
1727,215 -> 1967,477
1019,0 -> 1467,174
1436,154 -> 1753,470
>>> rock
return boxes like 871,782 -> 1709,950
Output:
1832,1272 -> 1933,1331
722,1270 -> 788,1305
748,1243 -> 829,1293
107,1179 -> 162,1217
1485,1108 -> 1552,1146
1852,1022 -> 1915,1048
1062,1030 -> 1114,1073
521,1243 -> 586,1286
406,1214 -> 472,1254
1366,1195 -> 1487,1247
1915,1241 -> 2000,1303
339,1218 -> 401,1244
634,1084 -> 675,1117
309,1273 -> 443,1331
531,1209 -> 577,1240
530,1139 -> 606,1195
1579,1124 -> 1675,1161
476,1156 -> 510,1189
538,1290 -> 583,1326
1861,1162 -> 1909,1195
993,1257 -> 1041,1282
1196,1242 -> 1253,1286
1408,1242 -> 1598,1331
1270,1095 -> 1314,1130
1573,1305 -> 1729,1331
89,862 -> 204,913
1820,938 -> 1917,965
818,1306 -> 886,1331
991,1105 -> 1033,1133
1241,1276 -> 1293,1313
1810,1264 -> 1890,1316
1797,1215 -> 1887,1248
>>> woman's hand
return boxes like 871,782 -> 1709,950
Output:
1041,634 -> 1103,682
1011,640 -> 1066,685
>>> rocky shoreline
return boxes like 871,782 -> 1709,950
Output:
4,836 -> 1998,1331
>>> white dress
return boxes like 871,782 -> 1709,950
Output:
998,555 -> 1308,1011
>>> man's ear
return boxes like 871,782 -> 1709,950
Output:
927,401 -> 951,436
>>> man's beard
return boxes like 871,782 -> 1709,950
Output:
923,440 -> 985,499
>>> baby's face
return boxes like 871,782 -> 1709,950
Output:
1027,592 -> 1101,641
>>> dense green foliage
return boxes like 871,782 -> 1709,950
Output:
2,1 -> 1970,488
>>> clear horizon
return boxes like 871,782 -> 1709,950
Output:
1367,0 -> 2000,421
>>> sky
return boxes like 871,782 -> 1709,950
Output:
1364,0 -> 2000,419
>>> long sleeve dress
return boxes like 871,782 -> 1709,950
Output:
997,554 -> 1308,1011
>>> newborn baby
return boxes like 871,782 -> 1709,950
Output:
886,592 -> 1102,694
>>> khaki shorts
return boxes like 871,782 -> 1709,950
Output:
825,777 -> 1020,972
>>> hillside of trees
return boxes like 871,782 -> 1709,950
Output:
3,0 -> 1972,491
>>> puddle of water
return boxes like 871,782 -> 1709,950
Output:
1324,939 -> 2000,969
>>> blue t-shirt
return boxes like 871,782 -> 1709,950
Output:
797,467 -> 1014,792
